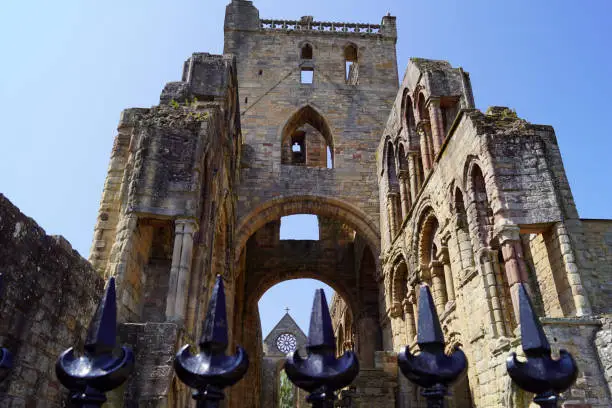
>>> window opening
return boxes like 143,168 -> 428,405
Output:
280,214 -> 320,240
327,146 -> 333,169
301,68 -> 314,84
344,44 -> 359,85
301,44 -> 313,60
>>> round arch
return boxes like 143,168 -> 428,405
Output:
247,273 -> 358,319
235,195 -> 381,263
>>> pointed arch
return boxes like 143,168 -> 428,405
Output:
281,105 -> 334,168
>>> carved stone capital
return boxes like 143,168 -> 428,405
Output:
493,222 -> 520,246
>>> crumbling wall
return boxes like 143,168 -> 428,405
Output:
0,193 -> 104,407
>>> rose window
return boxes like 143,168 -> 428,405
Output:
276,333 -> 297,353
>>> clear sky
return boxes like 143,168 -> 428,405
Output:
1,0 -> 611,337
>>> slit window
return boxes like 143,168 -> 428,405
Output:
301,68 -> 314,84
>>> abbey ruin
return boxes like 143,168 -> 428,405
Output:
0,0 -> 611,406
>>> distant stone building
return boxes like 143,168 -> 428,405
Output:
0,0 -> 611,407
261,312 -> 307,407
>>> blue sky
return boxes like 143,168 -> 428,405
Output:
1,0 -> 611,337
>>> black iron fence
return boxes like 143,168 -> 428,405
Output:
0,273 -> 578,408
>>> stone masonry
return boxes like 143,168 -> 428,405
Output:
0,0 -> 610,407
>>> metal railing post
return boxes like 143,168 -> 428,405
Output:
284,289 -> 359,408
398,284 -> 467,408
55,277 -> 134,407
507,283 -> 578,408
174,275 -> 249,408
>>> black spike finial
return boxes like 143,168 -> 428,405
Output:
284,289 -> 359,408
507,283 -> 578,408
398,284 -> 467,408
174,275 -> 249,408
0,274 -> 13,384
56,277 -> 135,407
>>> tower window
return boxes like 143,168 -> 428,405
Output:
301,44 -> 313,60
344,44 -> 359,85
301,68 -> 314,84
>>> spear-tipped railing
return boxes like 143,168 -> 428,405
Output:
55,277 -> 135,407
174,275 -> 249,408
507,283 -> 578,407
398,284 -> 467,408
284,289 -> 359,408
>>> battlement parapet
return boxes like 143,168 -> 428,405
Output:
260,18 -> 382,35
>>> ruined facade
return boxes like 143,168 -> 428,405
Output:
0,0 -> 611,407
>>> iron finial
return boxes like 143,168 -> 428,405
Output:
284,289 -> 359,408
174,275 -> 249,408
398,284 -> 467,408
507,283 -> 578,407
56,277 -> 135,407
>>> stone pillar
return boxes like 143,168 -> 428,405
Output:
398,170 -> 411,220
440,247 -> 455,304
430,260 -> 447,316
387,192 -> 400,239
165,218 -> 197,322
402,298 -> 415,346
418,126 -> 432,172
480,248 -> 507,337
408,287 -> 418,329
427,98 -> 445,154
497,224 -> 529,324
407,152 -> 419,202
356,315 -> 378,368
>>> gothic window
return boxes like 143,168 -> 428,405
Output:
386,142 -> 401,237
281,106 -> 334,168
471,164 -> 493,247
344,44 -> 358,85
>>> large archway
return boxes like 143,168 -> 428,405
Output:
229,196 -> 383,408
234,195 -> 381,263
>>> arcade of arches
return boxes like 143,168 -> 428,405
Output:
75,2 -> 612,408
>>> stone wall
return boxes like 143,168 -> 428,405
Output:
595,316 -> 612,399
0,193 -> 104,407
580,220 -> 612,314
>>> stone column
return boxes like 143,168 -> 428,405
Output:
497,224 -> 529,324
402,298 -> 415,346
430,260 -> 447,316
408,287 -> 418,330
440,247 -> 455,304
166,218 -> 198,322
427,98 -> 445,154
418,126 -> 432,172
398,170 -> 411,220
356,314 -> 378,368
387,192 -> 400,239
407,152 -> 419,202
480,248 -> 507,338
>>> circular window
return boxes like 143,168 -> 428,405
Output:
276,333 -> 297,353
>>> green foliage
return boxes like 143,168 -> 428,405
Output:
170,99 -> 180,109
279,370 -> 294,408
